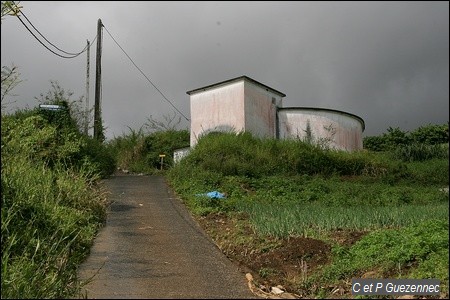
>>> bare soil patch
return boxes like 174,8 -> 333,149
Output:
196,212 -> 368,297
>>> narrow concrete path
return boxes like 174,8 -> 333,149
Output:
77,174 -> 257,299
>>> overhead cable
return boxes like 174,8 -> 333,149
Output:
102,24 -> 190,122
15,12 -> 96,59
20,11 -> 88,56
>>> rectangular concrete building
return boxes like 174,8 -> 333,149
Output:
187,76 -> 286,147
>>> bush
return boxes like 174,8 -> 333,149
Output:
107,128 -> 189,174
1,105 -> 109,298
78,136 -> 117,178
410,123 -> 449,145
364,123 -> 449,152
144,129 -> 190,170
179,132 -> 380,178
2,108 -> 115,178
304,219 -> 449,295
394,143 -> 449,162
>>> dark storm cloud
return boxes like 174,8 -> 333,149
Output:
1,1 -> 448,139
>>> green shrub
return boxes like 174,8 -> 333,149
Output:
107,126 -> 146,170
363,135 -> 385,151
144,129 -> 190,169
1,95 -> 113,298
364,123 -> 449,152
108,128 -> 189,174
407,159 -> 449,186
1,131 -> 107,298
303,219 -> 449,295
394,143 -> 448,162
1,156 -> 107,298
180,132 -> 377,178
78,136 -> 116,178
410,123 -> 449,145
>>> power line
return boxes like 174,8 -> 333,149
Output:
102,24 -> 190,122
20,11 -> 87,56
16,15 -> 80,59
12,8 -> 189,122
15,13 -> 97,59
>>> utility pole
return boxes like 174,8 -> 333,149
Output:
94,19 -> 103,141
84,39 -> 90,136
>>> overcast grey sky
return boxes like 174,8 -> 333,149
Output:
1,1 -> 448,139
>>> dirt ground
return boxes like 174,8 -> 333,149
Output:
195,212 -> 369,298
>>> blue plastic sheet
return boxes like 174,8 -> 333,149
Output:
196,191 -> 227,199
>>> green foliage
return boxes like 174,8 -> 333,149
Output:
242,201 -> 448,237
1,83 -> 114,298
1,156 -> 107,298
233,172 -> 448,236
107,126 -> 146,170
362,135 -> 385,152
1,108 -> 115,178
35,81 -> 87,134
178,132 -> 377,179
408,248 -> 449,282
394,143 -> 448,162
78,136 -> 117,178
144,129 -> 190,169
410,123 -> 449,145
168,131 -> 448,217
407,159 -> 449,186
166,124 -> 449,298
305,219 -> 449,288
1,1 -> 22,20
384,126 -> 412,148
2,113 -> 84,168
352,219 -> 448,269
364,123 -> 449,152
108,126 -> 189,174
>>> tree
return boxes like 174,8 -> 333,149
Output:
35,81 -> 88,135
1,2 -> 23,111
1,65 -> 22,110
144,111 -> 183,133
1,1 -> 21,21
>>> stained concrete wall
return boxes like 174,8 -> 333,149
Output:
188,77 -> 284,147
278,108 -> 365,151
187,76 -> 364,152
244,80 -> 283,139
189,81 -> 245,146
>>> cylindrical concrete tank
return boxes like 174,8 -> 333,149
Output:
277,107 -> 365,151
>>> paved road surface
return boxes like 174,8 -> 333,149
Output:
77,174 -> 257,299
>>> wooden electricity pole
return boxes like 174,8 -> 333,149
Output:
94,19 -> 103,141
84,39 -> 90,136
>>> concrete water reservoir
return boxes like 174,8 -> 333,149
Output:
184,75 -> 365,152
278,107 -> 365,151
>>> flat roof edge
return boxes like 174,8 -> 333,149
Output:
278,106 -> 365,131
186,75 -> 286,97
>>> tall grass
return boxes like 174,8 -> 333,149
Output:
2,156 -> 107,298
178,132 -> 380,178
1,108 -> 110,298
394,143 -> 449,162
107,127 -> 189,174
168,132 -> 448,212
302,219 -> 449,295
165,130 -> 449,298
239,202 -> 449,237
